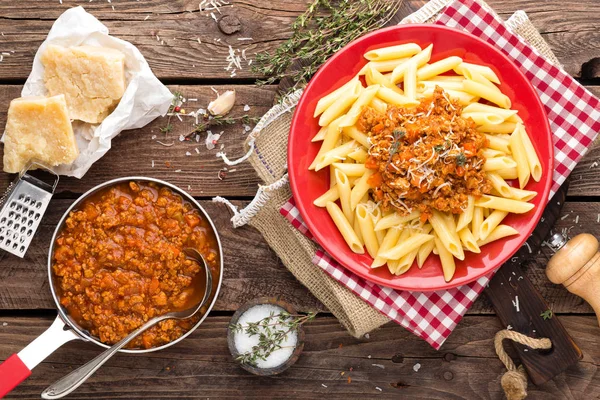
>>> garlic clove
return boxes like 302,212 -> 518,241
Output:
208,90 -> 236,116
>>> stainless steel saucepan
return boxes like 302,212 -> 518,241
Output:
0,177 -> 224,398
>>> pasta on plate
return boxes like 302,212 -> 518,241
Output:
310,42 -> 541,282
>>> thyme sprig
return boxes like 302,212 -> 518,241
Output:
387,128 -> 405,166
185,114 -> 260,137
230,311 -> 317,366
540,309 -> 554,320
252,0 -> 403,98
160,91 -> 184,136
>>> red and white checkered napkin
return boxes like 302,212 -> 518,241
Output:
281,0 -> 600,349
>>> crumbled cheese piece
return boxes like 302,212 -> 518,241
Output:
3,95 -> 78,173
243,104 -> 250,112
512,296 -> 520,312
413,363 -> 421,372
41,45 -> 126,123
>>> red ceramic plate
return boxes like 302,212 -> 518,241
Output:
288,24 -> 553,291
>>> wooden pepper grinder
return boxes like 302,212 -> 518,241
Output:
546,233 -> 600,326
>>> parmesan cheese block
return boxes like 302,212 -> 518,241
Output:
41,45 -> 126,123
3,95 -> 79,173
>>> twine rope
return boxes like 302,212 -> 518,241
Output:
494,329 -> 552,400
212,174 -> 289,228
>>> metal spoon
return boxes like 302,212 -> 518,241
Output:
41,249 -> 213,399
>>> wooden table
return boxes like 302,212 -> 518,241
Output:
0,0 -> 598,398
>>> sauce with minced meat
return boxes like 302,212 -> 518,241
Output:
52,181 -> 220,349
359,87 -> 492,222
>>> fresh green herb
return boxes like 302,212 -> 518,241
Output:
540,309 -> 553,320
186,114 -> 260,137
252,0 -> 403,98
159,92 -> 184,137
455,153 -> 467,166
230,311 -> 317,366
387,129 -> 405,164
434,144 -> 445,152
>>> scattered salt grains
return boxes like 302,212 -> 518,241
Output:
185,151 -> 192,156
151,160 -> 155,168
195,148 -> 200,154
507,325 -> 513,330
144,15 -> 150,20
413,363 -> 421,372
179,134 -> 185,142
175,169 -> 182,173
188,185 -> 191,190
575,215 -> 579,224
205,131 -> 222,150
151,135 -> 157,140
367,355 -> 372,359
2,322 -> 7,326
233,304 -> 297,369
372,364 -> 385,369
590,161 -> 598,169
364,333 -> 370,339
524,349 -> 529,352
243,104 -> 250,112
111,5 -> 115,10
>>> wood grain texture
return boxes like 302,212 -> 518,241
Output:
0,315 -> 598,399
0,84 -> 274,197
0,0 -> 598,81
0,200 -> 597,315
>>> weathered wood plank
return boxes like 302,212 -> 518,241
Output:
0,0 -> 597,80
0,84 -> 273,197
1,315 -> 598,399
0,85 -> 598,198
0,200 -> 597,315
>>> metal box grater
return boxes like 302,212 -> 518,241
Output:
0,163 -> 59,258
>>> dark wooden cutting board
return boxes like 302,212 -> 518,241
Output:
485,179 -> 582,385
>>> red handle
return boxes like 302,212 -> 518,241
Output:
0,354 -> 31,398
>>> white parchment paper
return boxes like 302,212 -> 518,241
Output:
21,6 -> 173,178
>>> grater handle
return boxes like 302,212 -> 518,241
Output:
0,354 -> 31,398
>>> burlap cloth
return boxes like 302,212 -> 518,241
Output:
218,0 -> 563,338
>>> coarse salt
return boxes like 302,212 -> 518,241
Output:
243,104 -> 250,112
233,304 -> 297,369
413,363 -> 421,372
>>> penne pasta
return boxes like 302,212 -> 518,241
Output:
417,239 -> 435,268
369,97 -> 388,114
332,163 -> 366,177
485,134 -> 510,153
364,43 -> 422,61
483,156 -> 518,171
353,214 -> 364,245
482,148 -> 506,159
476,224 -> 518,247
310,117 -> 344,170
479,210 -> 508,241
342,126 -> 369,148
348,147 -> 368,163
315,140 -> 357,171
477,121 -> 518,134
507,187 -> 537,202
419,80 -> 465,91
379,233 -> 434,260
509,123 -> 530,189
518,125 -> 542,182
390,44 -> 433,83
311,126 -> 328,142
349,169 -> 374,209
335,169 -> 354,226
462,79 -> 511,109
429,210 -> 464,260
318,80 -> 362,126
372,227 -> 402,268
486,172 -> 513,198
458,227 -> 480,253
496,167 -> 518,180
416,56 -> 463,81
462,103 -> 518,121
339,85 -> 380,128
472,206 -> 484,241
365,67 -> 404,95
404,61 -> 418,101
475,195 -> 535,214
456,195 -> 475,231
314,76 -> 359,117
313,186 -> 340,207
356,204 -> 379,258
454,62 -> 500,84
377,86 -> 419,107
326,202 -> 364,254
375,210 -> 420,231
434,237 -> 456,282
359,57 -> 409,75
